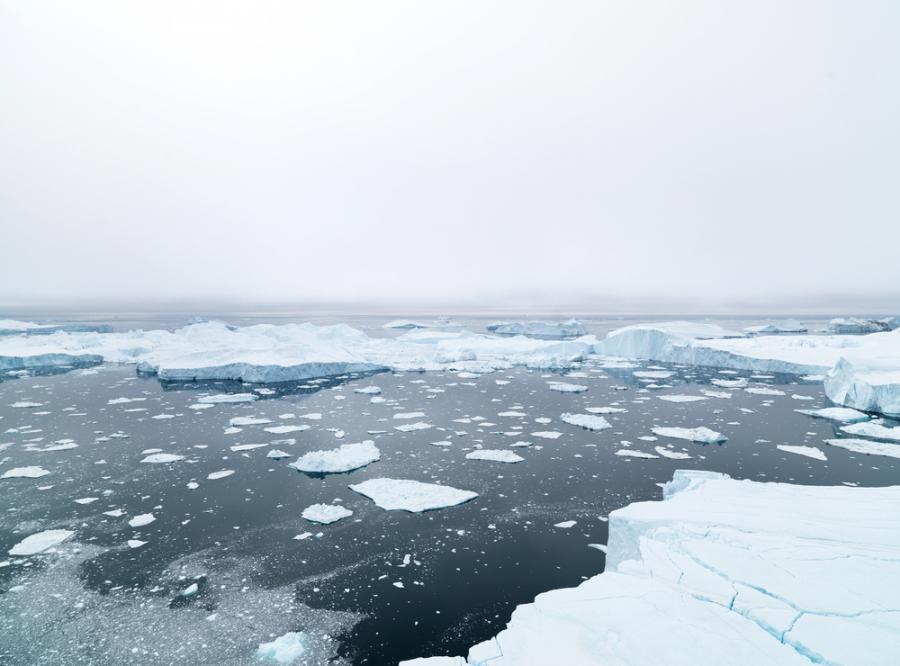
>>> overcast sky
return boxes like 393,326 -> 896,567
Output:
1,1 -> 898,314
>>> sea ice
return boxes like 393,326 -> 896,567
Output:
465,450 -> 524,463
301,503 -> 353,525
794,407 -> 870,423
8,529 -> 75,555
256,631 -> 307,663
140,453 -> 185,464
654,447 -> 691,459
824,438 -> 900,459
197,393 -> 257,403
560,413 -> 611,431
207,470 -> 234,480
547,382 -> 588,393
485,319 -> 587,339
841,420 -> 900,441
128,513 -> 155,527
615,449 -> 659,459
651,427 -> 726,444
264,425 -> 310,434
290,441 -> 380,474
349,478 -> 478,512
229,416 -> 272,426
657,395 -> 707,403
2,466 -> 50,479
776,444 -> 827,461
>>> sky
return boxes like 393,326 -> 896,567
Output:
1,1 -> 899,314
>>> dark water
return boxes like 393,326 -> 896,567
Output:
1,318 -> 898,665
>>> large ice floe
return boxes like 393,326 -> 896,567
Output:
485,319 -> 587,339
349,478 -> 478,512
0,320 -> 594,381
290,441 -> 381,474
406,470 -> 900,665
592,321 -> 900,416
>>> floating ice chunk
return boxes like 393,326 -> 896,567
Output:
827,317 -> 889,335
290,441 -> 380,474
383,320 -> 429,329
267,449 -> 291,459
497,411 -> 527,417
531,431 -> 563,439
465,450 -> 524,463
229,416 -> 272,426
197,393 -> 257,404
190,403 -> 215,410
127,539 -> 146,548
615,449 -> 659,458
256,631 -> 307,663
103,509 -> 125,517
299,413 -> 322,420
230,443 -> 267,452
560,413 -> 611,431
180,583 -> 199,597
585,406 -> 628,414
651,426 -> 726,444
657,395 -> 707,403
711,378 -> 748,388
354,386 -> 382,395
9,529 -> 75,555
825,358 -> 900,417
745,387 -> 786,396
795,407 -> 870,423
223,426 -> 242,435
510,441 -> 533,448
654,447 -> 691,459
140,453 -> 185,464
486,319 -> 587,339
207,470 -> 235,480
554,520 -> 577,528
302,503 -> 353,524
74,497 -> 98,505
700,389 -> 731,399
128,513 -> 155,527
841,420 -> 900,441
777,444 -> 827,461
824,438 -> 900,459
633,370 -> 674,379
349,478 -> 478,512
399,657 -> 467,666
108,397 -> 146,405
548,382 -> 588,393
744,321 -> 807,335
430,440 -> 452,447
587,543 -> 608,553
395,421 -> 433,432
394,411 -> 426,420
264,425 -> 310,434
2,466 -> 50,479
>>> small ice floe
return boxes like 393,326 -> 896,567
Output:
8,529 -> 75,555
354,386 -> 382,395
290,441 -> 380,474
229,416 -> 272,426
2,466 -> 50,479
615,449 -> 659,459
841,421 -> 900,442
383,319 -> 428,329
791,394 -> 815,401
103,509 -> 125,517
223,426 -> 242,435
140,453 -> 185,464
801,374 -> 826,382
585,406 -> 627,414
108,397 -> 146,405
554,520 -> 577,529
548,382 -> 588,393
186,481 -> 200,489
230,443 -> 267,452
657,395 -> 707,403
349,478 -> 478,512
128,513 -> 155,527
25,440 -> 78,452
267,449 -> 291,459
393,411 -> 426,420
207,470 -> 235,480
510,441 -> 533,448
498,411 -> 527,417
700,389 -> 732,399
127,539 -> 146,548
256,631 -> 307,663
633,370 -> 674,379
777,444 -> 827,461
745,387 -> 786,396
711,378 -> 748,388
824,438 -> 900,459
302,503 -> 353,524
197,393 -> 257,404
179,583 -> 199,597
465,450 -> 524,463
11,401 -> 44,408
587,543 -> 608,553
264,425 -> 310,435
395,422 -> 433,432
190,403 -> 215,410
74,497 -> 99,505
795,407 -> 870,423
531,431 -> 563,439
654,447 -> 691,459
299,413 -> 322,420
430,440 -> 452,447
651,426 -> 727,444
152,414 -> 176,420
560,413 -> 611,431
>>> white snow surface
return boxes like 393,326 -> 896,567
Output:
414,470 -> 900,665
290,441 -> 380,474
349,478 -> 478,513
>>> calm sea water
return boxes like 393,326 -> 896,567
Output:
1,314 -> 897,665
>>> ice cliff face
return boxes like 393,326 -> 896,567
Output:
405,470 -> 900,666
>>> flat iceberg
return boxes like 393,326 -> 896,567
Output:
485,319 -> 587,339
776,444 -> 827,461
414,470 -> 900,665
827,317 -> 889,335
9,529 -> 75,555
794,407 -> 870,423
349,478 -> 478,512
841,420 -> 900,442
744,320 -> 807,335
290,441 -> 380,474
824,438 -> 900,459
301,503 -> 353,524
560,413 -> 612,431
651,426 -> 726,444
465,450 -> 524,463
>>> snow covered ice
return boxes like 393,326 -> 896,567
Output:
290,441 -> 380,474
560,413 -> 612,431
302,503 -> 354,525
8,529 -> 75,556
485,319 -> 587,338
465,450 -> 524,463
349,478 -> 478,512
651,426 -> 726,444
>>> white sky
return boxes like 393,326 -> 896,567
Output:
2,1 -> 899,313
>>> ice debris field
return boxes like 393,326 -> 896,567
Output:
1,316 -> 898,665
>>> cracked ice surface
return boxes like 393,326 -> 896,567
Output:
408,470 -> 900,665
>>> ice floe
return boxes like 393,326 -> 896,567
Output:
128,513 -> 155,527
349,478 -> 478,512
197,393 -> 257,404
776,444 -> 827,461
302,503 -> 353,525
140,453 -> 185,464
290,441 -> 380,474
841,420 -> 900,441
2,466 -> 50,479
465,450 -> 524,463
560,413 -> 612,431
795,407 -> 870,423
256,631 -> 308,663
8,529 -> 75,555
485,319 -> 586,339
651,426 -> 726,444
824,438 -> 900,459
547,382 -> 588,393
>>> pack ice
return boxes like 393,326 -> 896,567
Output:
407,470 -> 900,665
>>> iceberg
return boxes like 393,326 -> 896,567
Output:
128,513 -> 155,527
8,529 -> 75,555
776,444 -> 827,461
794,407 -> 870,423
560,413 -> 612,431
255,631 -> 307,663
825,358 -> 900,418
2,466 -> 50,479
349,478 -> 478,512
465,450 -> 524,463
290,441 -> 380,474
413,470 -> 900,665
827,317 -> 889,335
841,420 -> 900,442
196,392 -> 257,404
383,320 -> 429,330
824,438 -> 900,459
547,382 -> 588,393
485,319 -> 587,339
651,426 -> 726,444
744,320 -> 807,336
139,453 -> 185,464
0,319 -> 112,336
301,503 -> 353,525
